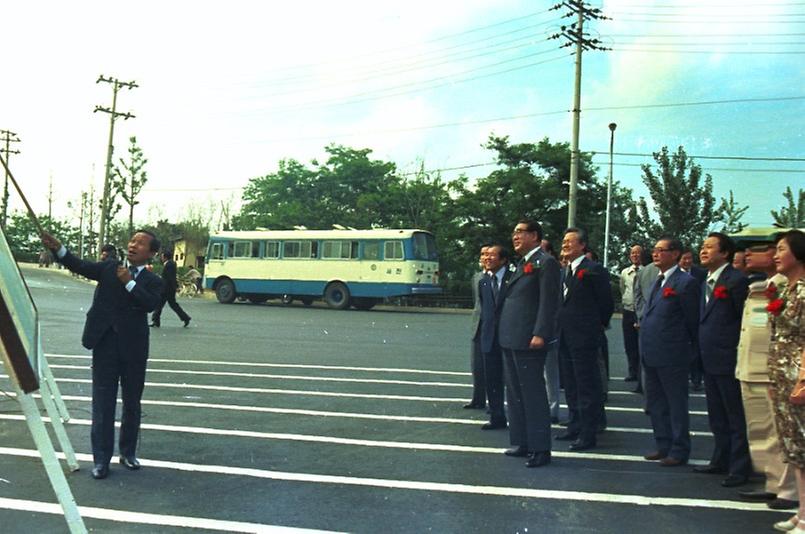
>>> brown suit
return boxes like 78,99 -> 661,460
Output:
736,274 -> 796,499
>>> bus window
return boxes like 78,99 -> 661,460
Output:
413,232 -> 438,261
363,242 -> 380,260
264,241 -> 279,259
233,241 -> 257,258
323,241 -> 359,259
384,241 -> 404,260
284,240 -> 318,259
211,242 -> 224,260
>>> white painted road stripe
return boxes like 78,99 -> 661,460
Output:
0,448 -> 775,514
0,408 -> 713,451
44,354 -> 708,398
48,363 -> 470,388
0,496 -> 338,533
45,353 -> 468,376
31,374 -> 709,416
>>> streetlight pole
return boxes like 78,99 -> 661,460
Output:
603,122 -> 616,269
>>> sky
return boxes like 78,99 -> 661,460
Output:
1,0 -> 803,234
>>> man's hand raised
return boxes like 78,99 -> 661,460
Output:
40,232 -> 61,251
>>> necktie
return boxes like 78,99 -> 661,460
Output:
491,273 -> 499,300
563,266 -> 573,298
129,266 -> 138,279
706,278 -> 715,303
649,273 -> 665,303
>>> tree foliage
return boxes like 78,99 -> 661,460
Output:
771,186 -> 805,228
637,146 -> 717,250
113,136 -> 149,236
715,190 -> 748,234
4,212 -> 79,262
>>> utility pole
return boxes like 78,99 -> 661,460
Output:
0,129 -> 21,228
78,191 -> 87,258
87,182 -> 96,258
603,122 -> 617,269
47,173 -> 54,220
94,75 -> 137,249
550,1 -> 609,227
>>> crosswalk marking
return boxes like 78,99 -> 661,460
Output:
0,496 -> 338,534
0,448 -> 775,514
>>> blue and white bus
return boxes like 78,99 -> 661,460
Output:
203,229 -> 441,310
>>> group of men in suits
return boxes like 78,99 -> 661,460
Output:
629,233 -> 757,489
468,219 -> 614,468
466,223 -> 768,486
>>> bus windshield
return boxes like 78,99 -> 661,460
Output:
412,232 -> 438,261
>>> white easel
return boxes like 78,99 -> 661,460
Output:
1,329 -> 86,533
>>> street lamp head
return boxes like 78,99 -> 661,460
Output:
608,122 -> 617,131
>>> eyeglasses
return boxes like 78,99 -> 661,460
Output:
652,247 -> 673,254
512,228 -> 535,236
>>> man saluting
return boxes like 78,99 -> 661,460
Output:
42,230 -> 163,479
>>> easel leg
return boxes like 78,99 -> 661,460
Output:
40,355 -> 71,422
15,381 -> 87,533
39,377 -> 80,472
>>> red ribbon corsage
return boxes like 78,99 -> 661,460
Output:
523,262 -> 534,274
767,298 -> 785,316
576,269 -> 587,280
713,285 -> 728,299
663,286 -> 677,298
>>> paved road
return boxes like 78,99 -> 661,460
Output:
0,266 -> 787,533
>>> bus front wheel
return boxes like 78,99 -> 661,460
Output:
215,279 -> 237,304
324,282 -> 350,310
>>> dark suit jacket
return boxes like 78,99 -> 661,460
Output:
162,259 -> 179,295
470,271 -> 484,340
59,251 -> 163,356
557,258 -> 614,350
478,267 -> 512,354
639,268 -> 700,368
698,265 -> 749,375
499,248 -> 561,351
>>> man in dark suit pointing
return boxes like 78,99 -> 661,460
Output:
42,230 -> 163,480
498,219 -> 561,468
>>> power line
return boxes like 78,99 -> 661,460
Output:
611,47 -> 805,54
589,151 -> 805,162
253,95 -> 805,142
247,52 -> 572,115
239,10 -> 559,83
591,160 -> 805,173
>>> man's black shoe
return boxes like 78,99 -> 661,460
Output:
463,402 -> 484,409
481,420 -> 507,430
525,451 -> 551,468
504,446 -> 528,457
721,475 -> 748,488
183,317 -> 191,328
738,490 -> 775,501
692,464 -> 726,475
569,438 -> 596,451
91,464 -> 109,479
119,456 -> 141,470
768,498 -> 799,510
555,431 -> 578,441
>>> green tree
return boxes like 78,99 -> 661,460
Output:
638,146 -> 717,250
771,186 -> 805,228
4,212 -> 79,262
715,190 -> 748,234
113,136 -> 148,236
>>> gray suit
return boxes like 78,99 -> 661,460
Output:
634,263 -> 660,324
498,248 -> 561,453
468,271 -> 486,406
